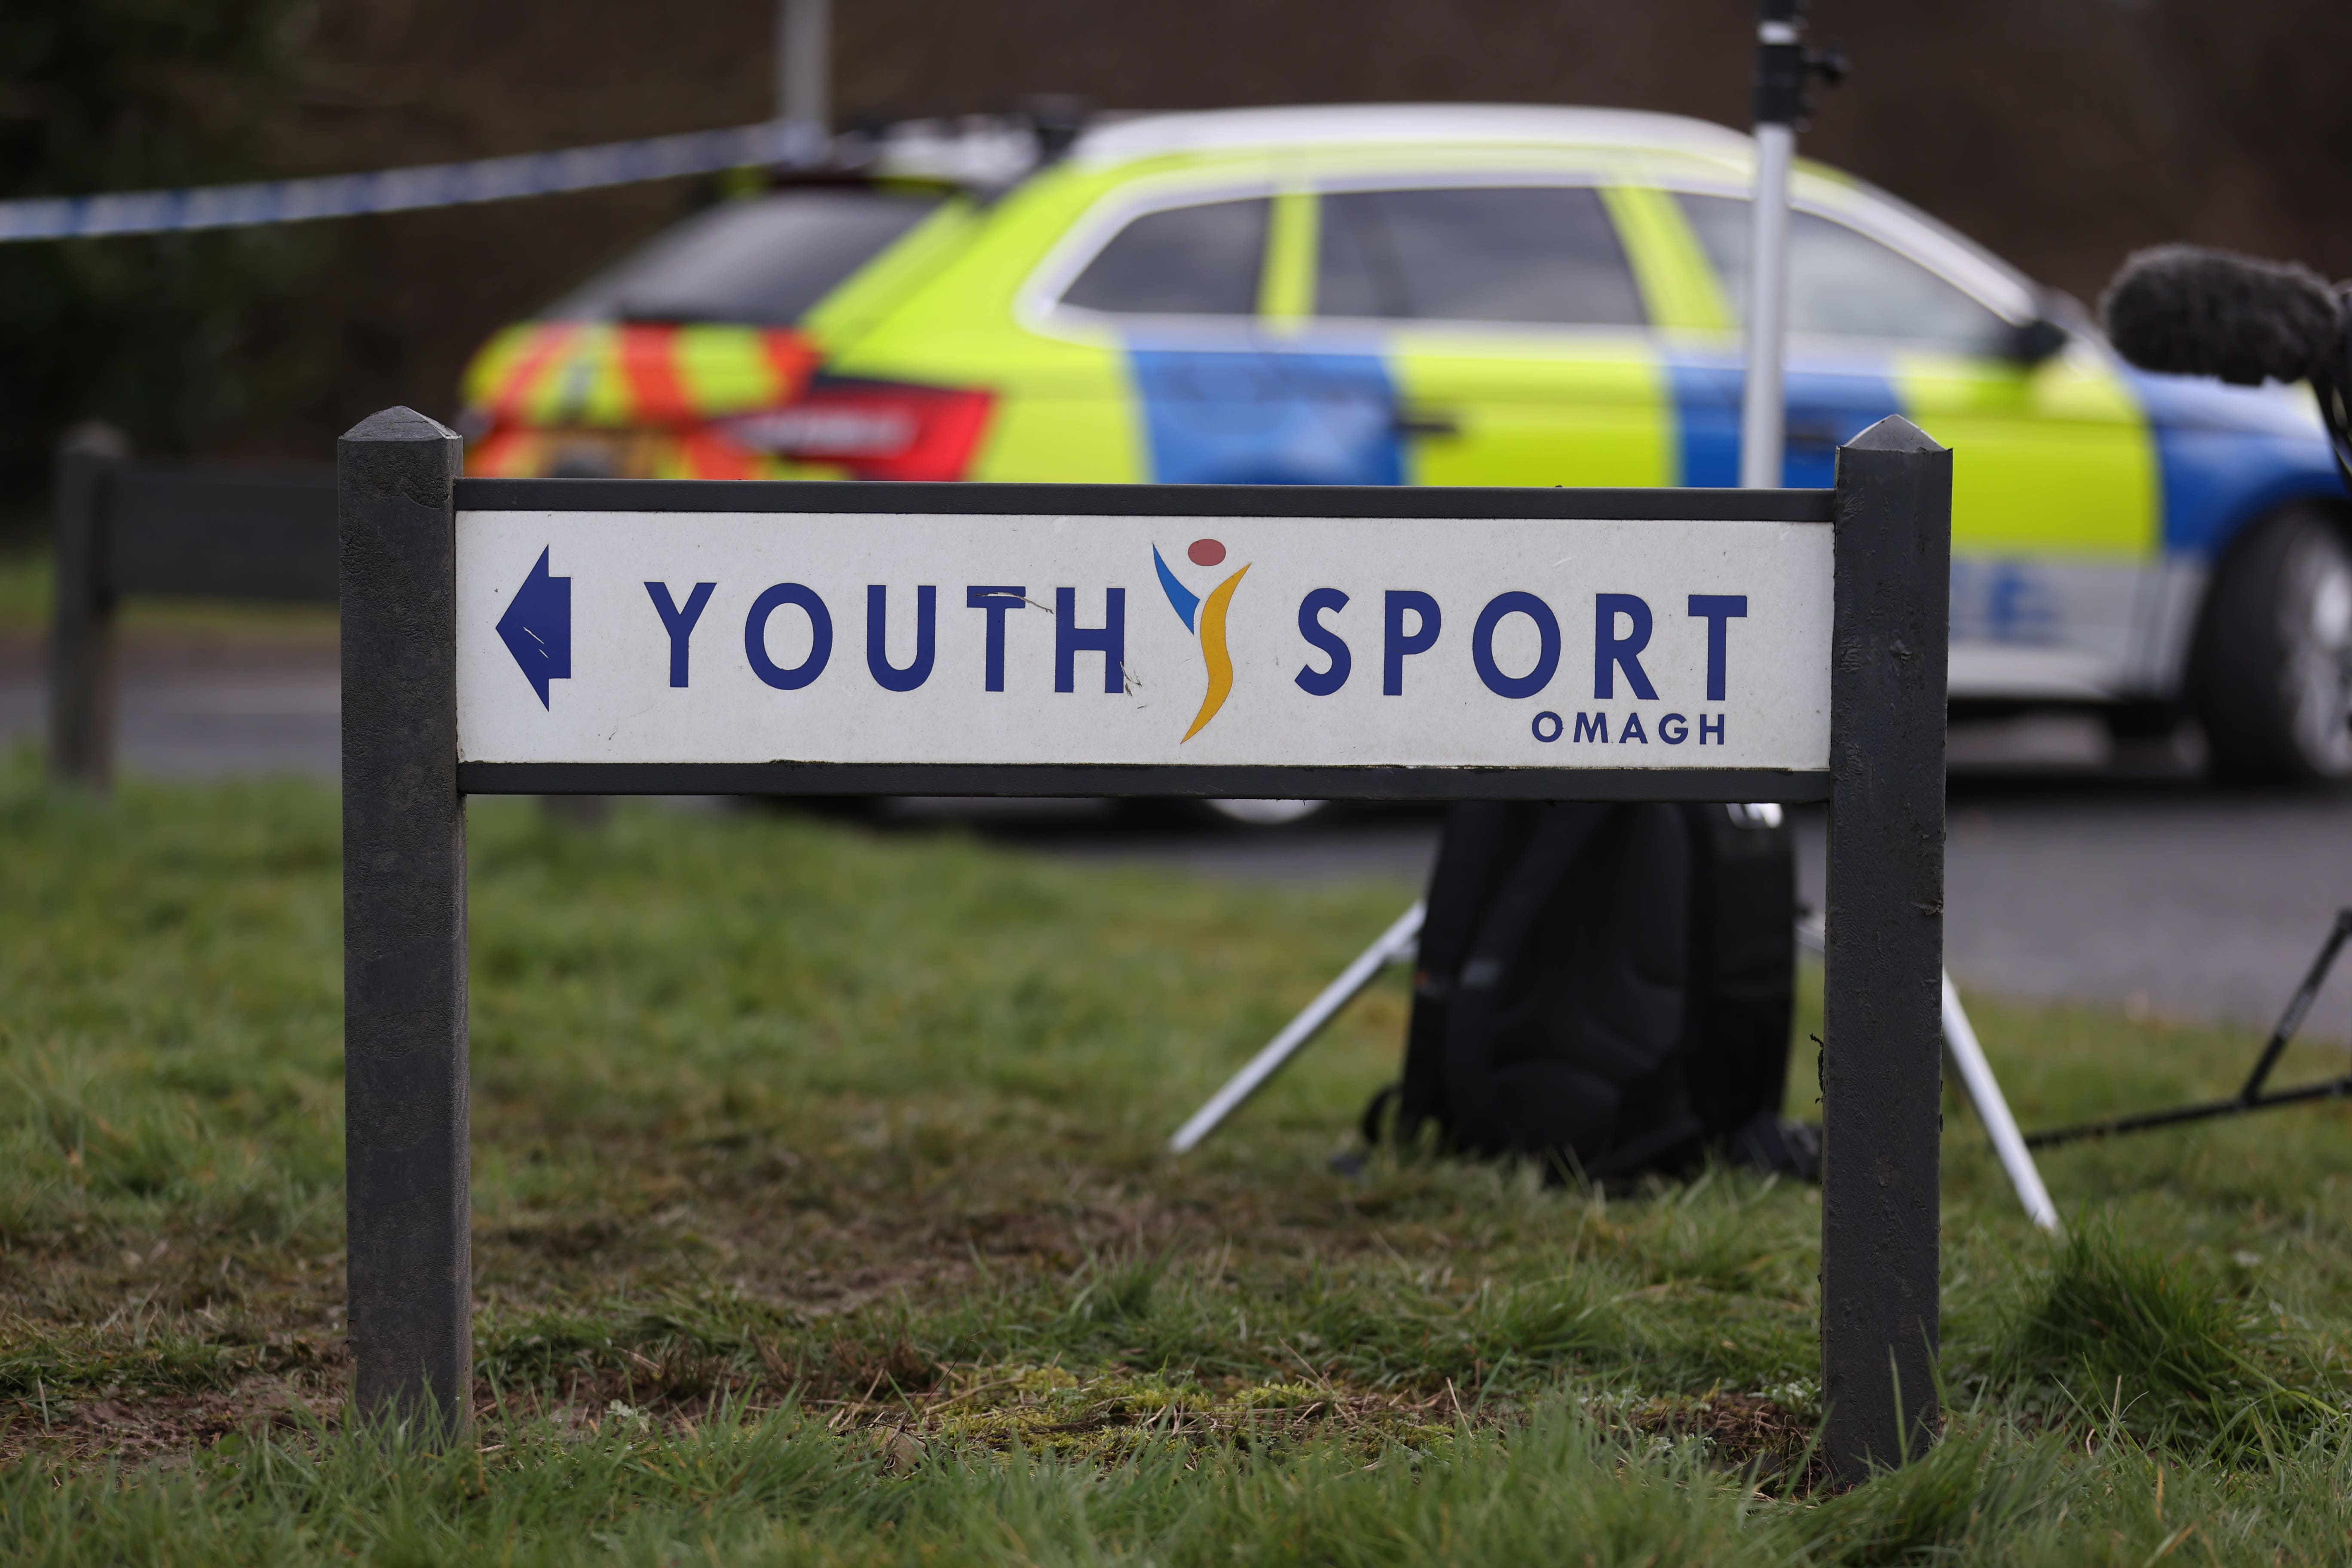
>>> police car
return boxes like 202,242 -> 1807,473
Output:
461,104 -> 2352,786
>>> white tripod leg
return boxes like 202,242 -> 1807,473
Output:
1798,919 -> 2059,1233
1169,901 -> 1424,1154
1940,972 -> 2061,1234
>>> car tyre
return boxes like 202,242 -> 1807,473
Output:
2188,503 -> 2352,783
1203,797 -> 1329,827
1119,798 -> 1331,830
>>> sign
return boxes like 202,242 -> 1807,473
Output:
456,509 -> 1832,773
447,483 -> 1841,800
337,412 -> 1950,1483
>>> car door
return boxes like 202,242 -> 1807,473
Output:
1669,191 -> 2160,701
1045,190 -> 1401,485
1296,179 -> 1675,488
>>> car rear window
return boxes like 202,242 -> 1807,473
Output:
1316,185 -> 1647,327
1677,193 -> 2006,352
543,189 -> 942,326
1059,198 -> 1269,316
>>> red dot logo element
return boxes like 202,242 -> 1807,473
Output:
1188,538 -> 1226,567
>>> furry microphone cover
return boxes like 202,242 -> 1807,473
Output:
2101,245 -> 2340,386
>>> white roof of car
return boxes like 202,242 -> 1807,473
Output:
867,104 -> 2040,317
1072,104 -> 1754,167
1057,103 -> 2049,317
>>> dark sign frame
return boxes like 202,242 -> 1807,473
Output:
338,406 -> 1951,1482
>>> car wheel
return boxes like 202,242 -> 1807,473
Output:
1202,798 -> 1329,827
2189,504 -> 2352,782
1118,797 -> 1331,829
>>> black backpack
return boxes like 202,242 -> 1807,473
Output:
1365,800 -> 1817,1182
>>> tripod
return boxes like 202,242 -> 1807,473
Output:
1170,902 -> 2062,1234
2025,909 -> 2352,1150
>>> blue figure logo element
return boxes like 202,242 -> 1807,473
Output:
497,546 -> 572,708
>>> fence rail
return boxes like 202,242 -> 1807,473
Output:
48,428 -> 336,789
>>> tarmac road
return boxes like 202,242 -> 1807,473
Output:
911,778 -> 2352,1045
5,640 -> 2349,1040
0,640 -> 341,780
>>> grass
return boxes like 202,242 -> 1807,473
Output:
0,550 -> 44,630
5,754 -> 2352,1561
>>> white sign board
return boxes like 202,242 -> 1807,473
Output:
454,510 -> 1832,773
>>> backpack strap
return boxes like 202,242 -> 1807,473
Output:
1394,802 -> 1547,1145
1437,802 -> 1616,1157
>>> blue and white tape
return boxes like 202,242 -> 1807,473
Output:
0,120 -> 827,243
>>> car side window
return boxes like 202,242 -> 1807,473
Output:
1316,185 -> 1647,327
1677,193 -> 2006,353
1059,198 -> 1269,316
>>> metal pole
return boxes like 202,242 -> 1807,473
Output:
340,407 -> 471,1442
2025,1074 -> 2352,1148
1820,415 -> 1951,1482
1740,122 -> 1794,488
2235,906 -> 2352,1103
779,0 -> 830,139
1740,0 -> 1806,490
1169,902 -> 1424,1154
49,423 -> 127,790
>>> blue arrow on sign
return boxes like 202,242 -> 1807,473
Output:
496,547 -> 571,708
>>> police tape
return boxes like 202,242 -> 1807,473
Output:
0,119 -> 825,244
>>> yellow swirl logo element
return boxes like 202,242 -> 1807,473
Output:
1182,564 -> 1250,742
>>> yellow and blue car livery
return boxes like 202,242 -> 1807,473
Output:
460,104 -> 2345,731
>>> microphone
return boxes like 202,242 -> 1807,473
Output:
2099,244 -> 2343,387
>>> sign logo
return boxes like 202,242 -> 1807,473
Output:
1153,538 -> 1250,741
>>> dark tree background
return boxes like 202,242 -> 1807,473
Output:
0,0 -> 312,501
4,0 -> 2349,515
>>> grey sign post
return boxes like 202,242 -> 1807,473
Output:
339,410 -> 472,1439
336,406 -> 1947,1475
1822,419 -> 1952,1475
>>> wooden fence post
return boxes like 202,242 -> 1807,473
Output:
49,423 -> 129,789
